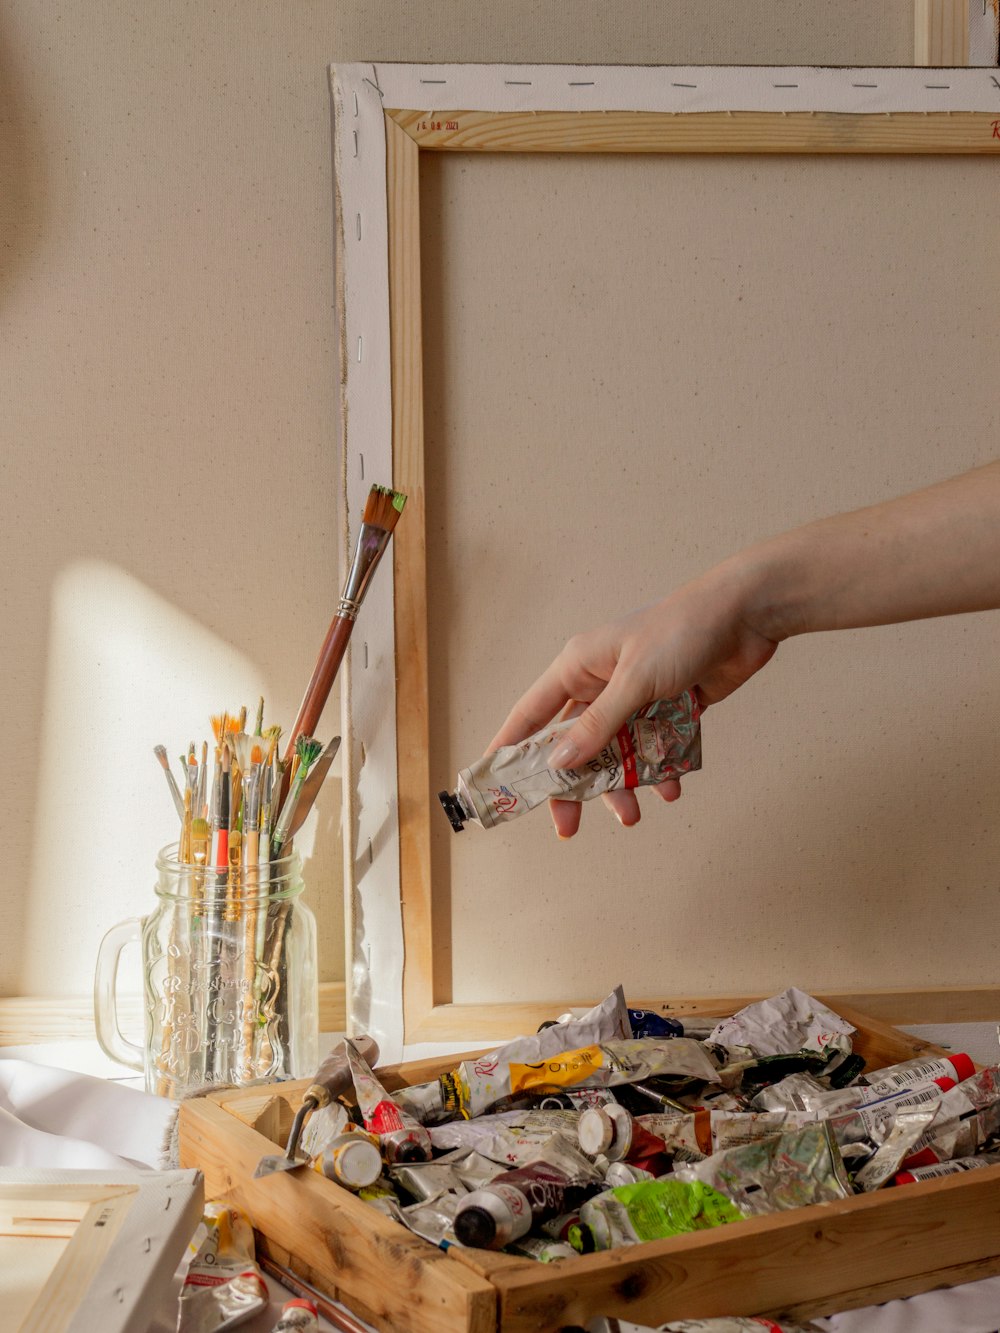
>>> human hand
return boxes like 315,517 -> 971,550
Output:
487,564 -> 779,837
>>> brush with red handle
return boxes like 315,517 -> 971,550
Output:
279,484 -> 406,801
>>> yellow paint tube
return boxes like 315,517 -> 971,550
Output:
177,1203 -> 268,1333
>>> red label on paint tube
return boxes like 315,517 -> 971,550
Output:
370,1100 -> 405,1134
616,725 -> 639,789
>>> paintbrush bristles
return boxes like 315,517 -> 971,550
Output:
363,484 -> 407,533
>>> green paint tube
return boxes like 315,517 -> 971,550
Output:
570,1177 -> 744,1252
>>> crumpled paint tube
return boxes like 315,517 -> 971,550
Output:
673,1122 -> 852,1215
508,1235 -> 579,1262
392,1160 -> 469,1201
493,986 -> 632,1067
439,1037 -> 720,1119
896,1152 -> 1000,1185
399,1190 -> 464,1248
299,1100 -> 350,1157
429,1104 -> 574,1152
708,988 -> 855,1070
899,1066 -> 1000,1170
177,1203 -> 269,1333
269,1301 -> 319,1332
438,695 -> 700,832
396,991 -> 631,1124
752,1057 -> 966,1115
852,1106 -> 941,1191
572,1177 -> 744,1251
345,1039 -> 432,1163
586,1315 -> 819,1332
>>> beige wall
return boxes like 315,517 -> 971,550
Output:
1,2 -> 919,998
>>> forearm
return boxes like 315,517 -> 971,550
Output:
734,461 -> 1000,641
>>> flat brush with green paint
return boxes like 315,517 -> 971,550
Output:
271,735 -> 324,859
278,483 -> 406,806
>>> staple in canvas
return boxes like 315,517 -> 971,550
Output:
358,335 -> 363,362
853,83 -> 879,88
506,80 -> 533,86
925,84 -> 952,89
569,81 -> 596,87
364,642 -> 369,669
673,82 -> 697,88
774,83 -> 799,88
363,77 -> 384,99
420,79 -> 447,85
357,213 -> 362,241
354,91 -> 359,116
359,453 -> 365,480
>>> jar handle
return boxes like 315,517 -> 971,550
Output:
93,918 -> 145,1072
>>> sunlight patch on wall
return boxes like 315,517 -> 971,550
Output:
22,560 -> 268,996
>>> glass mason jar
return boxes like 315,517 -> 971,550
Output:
95,845 -> 318,1098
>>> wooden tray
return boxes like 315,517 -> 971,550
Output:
178,1001 -> 1000,1332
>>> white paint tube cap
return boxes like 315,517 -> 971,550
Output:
602,1104 -> 635,1162
327,1136 -> 383,1189
578,1107 -> 615,1156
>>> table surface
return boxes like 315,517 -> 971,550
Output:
4,1023 -> 1000,1333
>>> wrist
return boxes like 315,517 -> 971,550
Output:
708,534 -> 811,645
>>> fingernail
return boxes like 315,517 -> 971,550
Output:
548,739 -> 579,769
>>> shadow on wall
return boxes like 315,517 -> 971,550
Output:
0,22 -> 53,303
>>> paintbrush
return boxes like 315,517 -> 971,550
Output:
197,741 -> 208,818
279,484 -> 406,801
153,745 -> 186,820
271,735 -> 324,859
240,744 -> 264,1078
282,736 -> 341,840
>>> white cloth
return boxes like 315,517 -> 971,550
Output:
0,1057 -> 175,1168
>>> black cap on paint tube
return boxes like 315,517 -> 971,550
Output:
391,1138 -> 429,1165
438,790 -> 468,832
454,1188 -> 529,1250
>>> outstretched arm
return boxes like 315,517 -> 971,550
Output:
488,460 -> 1000,837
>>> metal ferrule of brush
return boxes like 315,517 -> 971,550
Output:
339,523 -> 391,620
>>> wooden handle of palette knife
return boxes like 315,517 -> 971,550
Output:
283,614 -> 354,769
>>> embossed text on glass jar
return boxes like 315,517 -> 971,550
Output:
95,845 -> 318,1098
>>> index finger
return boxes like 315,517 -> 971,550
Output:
487,661 -> 573,752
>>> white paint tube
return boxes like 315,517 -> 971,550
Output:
438,694 -> 700,831
429,1106 -> 577,1146
440,1038 -> 720,1119
177,1203 -> 268,1333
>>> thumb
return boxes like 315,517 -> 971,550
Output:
546,675 -> 645,769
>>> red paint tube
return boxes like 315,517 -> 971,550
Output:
344,1040 -> 432,1164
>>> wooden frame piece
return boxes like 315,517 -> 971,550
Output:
179,1010 -> 1000,1331
915,0 -> 969,65
332,63 -> 1000,1045
0,1169 -> 203,1333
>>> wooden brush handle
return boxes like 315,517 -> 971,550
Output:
283,614 -> 354,766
